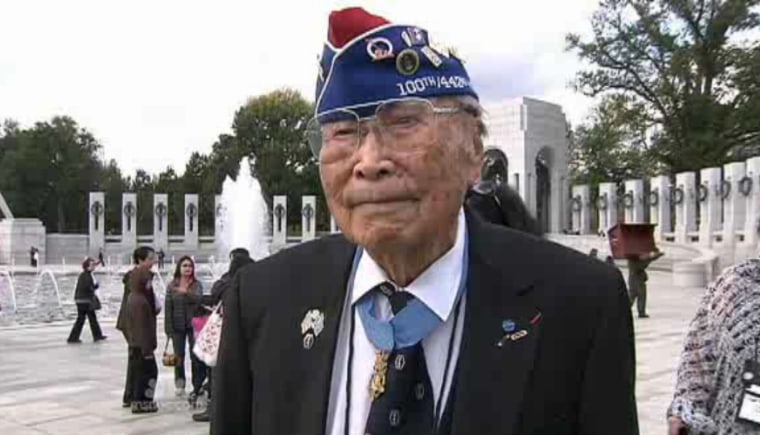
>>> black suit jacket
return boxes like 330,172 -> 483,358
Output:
212,213 -> 638,435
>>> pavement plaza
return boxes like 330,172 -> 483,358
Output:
0,269 -> 702,434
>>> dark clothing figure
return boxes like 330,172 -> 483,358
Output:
627,251 -> 664,318
465,181 -> 543,237
213,212 -> 638,435
29,247 -> 38,267
157,250 -> 166,270
98,250 -> 105,266
67,270 -> 105,342
165,280 -> 204,394
117,270 -> 135,406
124,267 -> 160,413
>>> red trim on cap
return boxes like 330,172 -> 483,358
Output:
328,7 -> 390,48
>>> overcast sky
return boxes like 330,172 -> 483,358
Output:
0,0 -> 598,175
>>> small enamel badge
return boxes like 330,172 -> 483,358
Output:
301,309 -> 325,349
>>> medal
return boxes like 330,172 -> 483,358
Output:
369,351 -> 390,401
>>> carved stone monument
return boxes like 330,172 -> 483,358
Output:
301,196 -> 316,241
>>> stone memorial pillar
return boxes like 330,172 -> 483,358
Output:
623,179 -> 645,223
153,193 -> 168,251
122,193 -> 137,248
571,185 -> 591,234
272,195 -> 287,246
88,192 -> 105,254
597,182 -> 618,233
649,176 -> 670,242
674,172 -> 697,244
698,167 -> 721,247
214,195 -> 223,248
744,157 -> 760,247
184,194 -> 199,249
301,196 -> 316,242
723,161 -> 747,248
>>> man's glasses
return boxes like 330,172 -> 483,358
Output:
305,98 -> 463,157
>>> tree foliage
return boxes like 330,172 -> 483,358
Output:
570,94 -> 659,184
0,88 -> 325,234
567,0 -> 760,172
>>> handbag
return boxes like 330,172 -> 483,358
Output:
91,295 -> 102,311
191,315 -> 209,340
193,302 -> 223,367
162,338 -> 179,367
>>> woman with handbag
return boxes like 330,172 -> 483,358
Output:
164,255 -> 205,401
67,257 -> 107,343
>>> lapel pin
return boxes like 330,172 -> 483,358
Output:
502,319 -> 516,333
300,309 -> 325,350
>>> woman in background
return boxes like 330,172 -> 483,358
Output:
67,257 -> 106,343
668,258 -> 760,434
164,255 -> 204,401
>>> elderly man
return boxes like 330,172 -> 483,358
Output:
213,7 -> 638,435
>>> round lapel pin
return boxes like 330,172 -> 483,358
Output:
303,332 -> 315,349
396,49 -> 420,76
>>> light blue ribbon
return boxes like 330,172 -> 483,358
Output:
355,229 -> 469,352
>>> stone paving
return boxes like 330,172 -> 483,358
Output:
0,269 -> 705,435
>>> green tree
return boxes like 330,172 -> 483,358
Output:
230,88 -> 326,231
570,94 -> 659,184
0,116 -> 103,232
567,0 -> 760,172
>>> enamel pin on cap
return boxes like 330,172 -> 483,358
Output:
301,309 -> 325,350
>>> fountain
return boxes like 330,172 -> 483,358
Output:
217,157 -> 270,260
0,271 -> 17,312
32,269 -> 63,310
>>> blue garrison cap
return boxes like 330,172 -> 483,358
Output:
314,7 -> 478,119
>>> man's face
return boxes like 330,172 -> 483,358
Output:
139,252 -> 156,269
319,98 -> 482,252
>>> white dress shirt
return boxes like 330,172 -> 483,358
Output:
326,208 -> 467,435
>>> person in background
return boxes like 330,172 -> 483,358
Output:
116,246 -> 156,408
465,179 -> 543,237
67,257 -> 107,343
605,255 -> 616,265
627,250 -> 664,319
191,247 -> 255,423
125,266 -> 160,414
667,258 -> 760,434
97,248 -> 105,267
589,248 -> 599,258
157,249 -> 166,270
29,246 -> 36,267
164,255 -> 205,401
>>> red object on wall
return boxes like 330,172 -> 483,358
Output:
608,223 -> 657,259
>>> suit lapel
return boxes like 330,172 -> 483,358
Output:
450,214 -> 543,435
279,236 -> 357,435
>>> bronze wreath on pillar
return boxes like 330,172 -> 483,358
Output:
720,180 -> 731,200
186,203 -> 198,232
91,201 -> 104,231
622,192 -> 634,209
571,196 -> 582,212
671,187 -> 685,205
739,176 -> 752,196
123,202 -> 136,232
647,191 -> 659,207
697,184 -> 708,202
596,194 -> 608,211
155,203 -> 167,232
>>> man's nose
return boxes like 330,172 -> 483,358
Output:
352,128 -> 395,180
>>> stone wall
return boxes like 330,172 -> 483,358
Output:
0,219 -> 46,266
45,234 -> 90,266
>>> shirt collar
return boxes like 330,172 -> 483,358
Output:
351,208 -> 466,321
